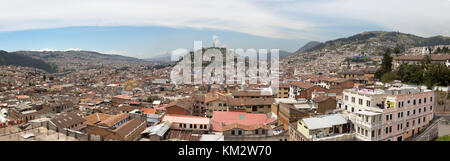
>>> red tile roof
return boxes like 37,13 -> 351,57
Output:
210,111 -> 275,132
140,108 -> 156,114
113,94 -> 132,100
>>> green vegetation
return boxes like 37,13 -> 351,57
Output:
436,135 -> 450,141
344,56 -> 372,62
381,72 -> 399,83
376,52 -> 450,88
0,50 -> 58,73
375,48 -> 393,79
434,47 -> 450,54
145,95 -> 159,103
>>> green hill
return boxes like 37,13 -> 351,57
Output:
0,50 -> 57,73
298,31 -> 450,54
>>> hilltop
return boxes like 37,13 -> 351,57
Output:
286,31 -> 450,63
294,31 -> 450,55
0,50 -> 57,73
13,50 -> 145,71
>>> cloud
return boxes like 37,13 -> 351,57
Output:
0,0 -> 449,41
103,50 -> 126,55
31,48 -> 83,52
274,0 -> 450,38
171,48 -> 189,61
212,35 -> 227,48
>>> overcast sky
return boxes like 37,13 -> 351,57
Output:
1,0 -> 449,58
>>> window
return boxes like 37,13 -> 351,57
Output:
397,124 -> 400,130
231,130 -> 235,135
352,108 -> 354,112
418,118 -> 421,124
406,122 -> 409,128
255,129 -> 259,135
430,106 -> 433,110
413,110 -> 416,115
345,95 -> 348,101
413,99 -> 416,105
419,109 -> 421,113
389,126 -> 392,133
385,127 -> 389,134
367,100 -> 371,107
238,130 -> 242,135
423,117 -> 426,122
190,124 -> 192,128
371,131 -> 375,137
378,129 -> 381,136
398,113 -> 401,118
424,107 -> 426,112
407,111 -> 410,116
262,130 -> 266,134
390,114 -> 393,120
424,98 -> 427,103
430,97 -> 433,102
179,124 -> 182,128
412,120 -> 415,126
419,99 -> 422,104
386,115 -> 389,121
194,124 -> 197,129
345,105 -> 348,110
359,99 -> 363,105
352,97 -> 355,103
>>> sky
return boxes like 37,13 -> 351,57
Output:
0,0 -> 449,59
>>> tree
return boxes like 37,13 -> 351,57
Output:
420,55 -> 431,69
442,47 -> 449,53
381,72 -> 399,83
375,49 -> 393,79
424,63 -> 450,88
396,64 -> 424,85
145,95 -> 159,103
434,47 -> 442,54
393,46 -> 402,54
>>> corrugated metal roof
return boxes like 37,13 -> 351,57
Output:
302,114 -> 347,130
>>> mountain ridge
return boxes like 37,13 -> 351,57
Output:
0,50 -> 57,73
294,31 -> 450,55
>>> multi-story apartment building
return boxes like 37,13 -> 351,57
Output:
276,84 -> 290,98
341,85 -> 434,141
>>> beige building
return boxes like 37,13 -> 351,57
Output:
292,114 -> 353,141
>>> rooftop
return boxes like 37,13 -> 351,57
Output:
162,114 -> 210,125
302,114 -> 347,130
